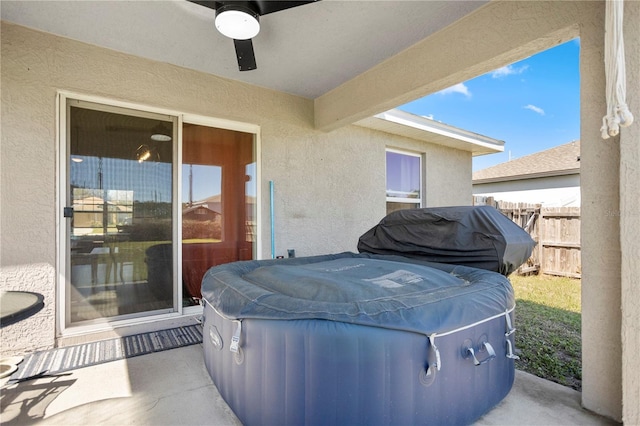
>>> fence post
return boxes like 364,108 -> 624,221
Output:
538,207 -> 544,275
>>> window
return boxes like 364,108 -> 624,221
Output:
386,149 -> 422,214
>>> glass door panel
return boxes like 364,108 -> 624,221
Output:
182,124 -> 256,306
66,101 -> 176,324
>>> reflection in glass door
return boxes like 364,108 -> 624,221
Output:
181,124 -> 256,305
66,100 -> 176,325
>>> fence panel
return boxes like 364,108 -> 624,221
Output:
538,207 -> 581,278
472,197 -> 581,278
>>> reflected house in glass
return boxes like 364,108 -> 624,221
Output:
183,205 -> 222,242
72,191 -> 134,234
183,205 -> 220,222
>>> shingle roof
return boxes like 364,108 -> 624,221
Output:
473,140 -> 580,183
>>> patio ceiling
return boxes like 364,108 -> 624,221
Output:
1,1 -> 582,134
0,1 -> 487,99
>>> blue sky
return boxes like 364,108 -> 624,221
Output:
399,39 -> 580,172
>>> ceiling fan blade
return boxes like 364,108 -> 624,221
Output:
233,39 -> 257,71
254,1 -> 319,15
188,0 -> 217,11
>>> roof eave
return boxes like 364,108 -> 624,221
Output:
473,167 -> 580,184
355,109 -> 504,156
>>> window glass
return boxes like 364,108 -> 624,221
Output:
181,124 -> 256,305
386,150 -> 422,214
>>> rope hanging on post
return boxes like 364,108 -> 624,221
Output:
601,0 -> 634,139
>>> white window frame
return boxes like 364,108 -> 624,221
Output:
385,148 -> 423,207
56,91 -> 261,337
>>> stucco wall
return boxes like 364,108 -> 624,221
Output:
620,2 -> 640,424
424,145 -> 471,207
0,22 -> 472,354
272,127 -> 472,258
578,4 -> 624,420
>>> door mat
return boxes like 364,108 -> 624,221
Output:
9,324 -> 202,381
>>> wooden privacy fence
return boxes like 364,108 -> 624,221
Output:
473,197 -> 581,278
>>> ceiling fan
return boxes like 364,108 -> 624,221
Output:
189,1 -> 320,71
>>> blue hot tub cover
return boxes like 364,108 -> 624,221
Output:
357,205 -> 536,276
201,252 -> 514,335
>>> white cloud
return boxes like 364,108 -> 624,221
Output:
524,104 -> 545,115
491,64 -> 529,78
438,83 -> 471,98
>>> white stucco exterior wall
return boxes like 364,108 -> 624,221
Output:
424,145 -> 472,207
620,2 -> 640,424
578,5 -> 624,420
0,22 -> 472,354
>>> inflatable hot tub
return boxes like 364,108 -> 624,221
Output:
201,252 -> 520,425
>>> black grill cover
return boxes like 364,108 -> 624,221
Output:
357,206 -> 536,276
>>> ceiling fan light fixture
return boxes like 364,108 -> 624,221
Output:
136,145 -> 151,163
150,133 -> 172,142
150,123 -> 172,142
215,5 -> 260,40
136,144 -> 159,163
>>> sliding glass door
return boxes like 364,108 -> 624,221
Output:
61,96 -> 258,329
181,124 -> 256,306
65,100 -> 176,324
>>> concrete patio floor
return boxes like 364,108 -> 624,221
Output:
0,344 -> 616,426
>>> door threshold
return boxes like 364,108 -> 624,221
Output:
57,313 -> 202,348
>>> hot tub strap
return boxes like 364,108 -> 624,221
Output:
466,342 -> 496,366
230,320 -> 242,353
504,309 -> 516,337
506,340 -> 518,360
504,310 -> 519,360
428,333 -> 441,373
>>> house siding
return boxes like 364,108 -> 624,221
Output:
473,174 -> 581,206
0,22 -> 471,355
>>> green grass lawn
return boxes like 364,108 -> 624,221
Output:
509,274 -> 582,391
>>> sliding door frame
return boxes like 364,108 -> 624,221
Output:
56,91 -> 261,337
